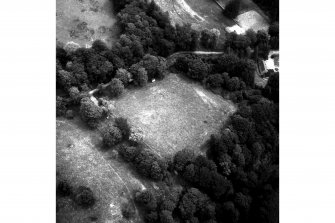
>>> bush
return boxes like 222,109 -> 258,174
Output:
57,181 -> 73,197
109,78 -> 125,97
101,123 -> 123,147
79,97 -> 104,129
73,186 -> 95,208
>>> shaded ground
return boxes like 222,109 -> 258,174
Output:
109,73 -> 236,158
56,0 -> 117,48
56,117 -> 145,223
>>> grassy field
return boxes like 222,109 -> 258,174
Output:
109,73 -> 236,158
56,0 -> 117,48
56,117 -> 145,223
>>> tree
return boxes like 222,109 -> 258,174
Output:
245,29 -> 258,46
121,202 -> 135,219
230,115 -> 253,144
224,0 -> 242,19
160,210 -> 175,223
232,59 -> 256,86
79,97 -> 104,129
227,77 -> 241,91
268,22 -> 279,37
135,190 -> 157,211
174,149 -> 196,172
68,86 -> 81,104
205,73 -> 224,89
119,144 -> 139,162
101,123 -> 122,147
56,96 -> 67,117
115,117 -> 131,140
92,39 -> 109,53
175,24 -> 200,51
73,186 -> 95,209
263,72 -> 279,102
115,68 -> 131,86
56,46 -> 68,66
234,192 -> 251,213
214,54 -> 239,74
150,161 -> 164,181
200,29 -> 218,49
57,180 -> 73,197
111,0 -> 135,13
219,201 -> 240,223
187,58 -> 209,81
57,70 -> 76,90
109,78 -> 125,97
85,52 -> 114,83
130,64 -> 148,87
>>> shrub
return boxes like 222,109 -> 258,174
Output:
101,123 -> 123,147
109,78 -> 125,97
57,181 -> 73,197
73,186 -> 95,208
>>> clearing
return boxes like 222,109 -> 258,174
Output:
56,118 -> 146,223
56,73 -> 236,222
108,73 -> 236,158
56,0 -> 117,48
